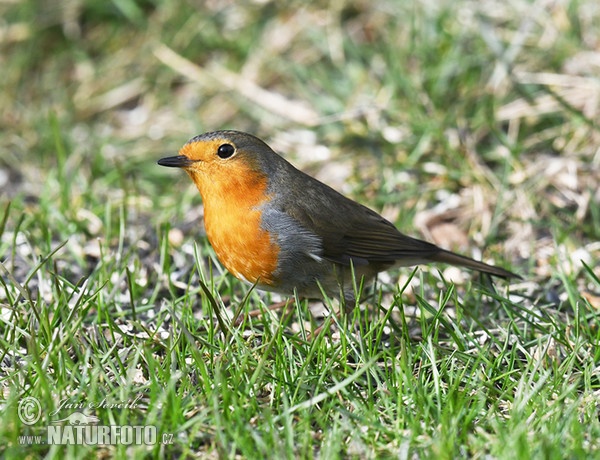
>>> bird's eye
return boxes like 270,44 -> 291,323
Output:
217,144 -> 235,159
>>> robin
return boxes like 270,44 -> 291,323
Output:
158,130 -> 520,301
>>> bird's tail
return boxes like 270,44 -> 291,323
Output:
429,249 -> 521,279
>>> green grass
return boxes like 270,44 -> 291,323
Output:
1,0 -> 599,458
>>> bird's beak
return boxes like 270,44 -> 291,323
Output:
157,155 -> 194,168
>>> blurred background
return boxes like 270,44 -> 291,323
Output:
1,0 -> 598,299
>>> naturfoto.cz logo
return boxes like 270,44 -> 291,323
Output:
17,396 -> 174,446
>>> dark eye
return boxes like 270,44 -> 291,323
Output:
217,144 -> 235,159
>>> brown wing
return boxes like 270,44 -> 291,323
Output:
308,203 -> 518,278
279,175 -> 440,265
269,157 -> 519,279
320,207 -> 441,266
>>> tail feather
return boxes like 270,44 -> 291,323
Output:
429,249 -> 521,279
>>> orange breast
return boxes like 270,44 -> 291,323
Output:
187,168 -> 279,287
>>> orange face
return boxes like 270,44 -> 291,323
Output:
174,137 -> 280,287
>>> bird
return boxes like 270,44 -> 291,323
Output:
158,130 -> 520,301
